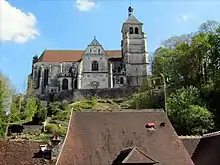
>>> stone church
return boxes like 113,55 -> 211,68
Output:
27,6 -> 148,96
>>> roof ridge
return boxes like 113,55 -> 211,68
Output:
202,131 -> 220,138
179,136 -> 202,139
74,109 -> 164,112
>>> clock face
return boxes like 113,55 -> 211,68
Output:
93,48 -> 97,52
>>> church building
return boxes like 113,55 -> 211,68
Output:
27,6 -> 148,96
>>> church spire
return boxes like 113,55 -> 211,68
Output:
128,6 -> 134,17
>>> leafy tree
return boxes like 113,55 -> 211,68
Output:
0,73 -> 13,138
167,86 -> 214,135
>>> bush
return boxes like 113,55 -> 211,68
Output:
128,90 -> 163,109
71,99 -> 97,111
167,86 -> 214,135
51,110 -> 70,121
45,123 -> 66,136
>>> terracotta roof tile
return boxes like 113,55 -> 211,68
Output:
37,50 -> 121,63
57,110 -> 194,165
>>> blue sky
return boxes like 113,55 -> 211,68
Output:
0,0 -> 220,92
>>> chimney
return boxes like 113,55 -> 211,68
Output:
39,144 -> 48,152
145,122 -> 155,130
51,135 -> 61,146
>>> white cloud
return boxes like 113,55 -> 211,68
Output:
76,0 -> 99,12
0,0 -> 39,44
175,14 -> 192,23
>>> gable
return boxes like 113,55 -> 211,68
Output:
118,146 -> 159,164
83,37 -> 106,57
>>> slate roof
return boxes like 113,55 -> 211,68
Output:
36,50 -> 121,63
124,14 -> 143,24
56,110 -> 194,165
182,131 -> 220,165
0,140 -> 55,165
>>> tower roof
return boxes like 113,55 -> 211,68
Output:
124,14 -> 143,24
124,6 -> 143,24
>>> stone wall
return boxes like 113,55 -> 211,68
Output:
23,125 -> 43,134
72,87 -> 137,101
37,87 -> 138,102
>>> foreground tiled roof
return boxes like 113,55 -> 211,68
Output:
0,140 -> 55,165
56,110 -> 194,165
37,50 -> 121,62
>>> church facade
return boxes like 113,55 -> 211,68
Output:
27,7 -> 148,96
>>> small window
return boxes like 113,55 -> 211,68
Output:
129,27 -> 133,34
135,27 -> 139,34
98,49 -> 100,53
92,61 -> 99,71
120,77 -> 124,84
90,49 -> 92,52
62,78 -> 68,90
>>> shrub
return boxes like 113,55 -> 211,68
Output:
71,99 -> 97,111
45,123 -> 66,136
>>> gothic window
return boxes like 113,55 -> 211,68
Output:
135,27 -> 139,34
120,77 -> 124,84
37,68 -> 41,88
62,78 -> 68,90
43,68 -> 49,87
129,27 -> 133,34
92,61 -> 99,71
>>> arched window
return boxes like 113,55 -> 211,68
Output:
43,68 -> 49,87
62,78 -> 68,90
135,27 -> 139,34
37,68 -> 41,88
120,77 -> 124,84
92,61 -> 99,71
129,27 -> 133,34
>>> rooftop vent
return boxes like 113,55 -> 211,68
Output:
160,122 -> 166,127
39,145 -> 48,152
145,122 -> 155,130
51,135 -> 61,146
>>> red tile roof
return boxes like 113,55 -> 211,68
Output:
37,50 -> 122,62
0,140 -> 55,165
57,110 -> 194,165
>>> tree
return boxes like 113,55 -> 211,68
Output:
167,86 -> 214,135
0,73 -> 13,138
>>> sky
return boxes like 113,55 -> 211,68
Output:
0,0 -> 220,92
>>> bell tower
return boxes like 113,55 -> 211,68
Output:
121,6 -> 148,87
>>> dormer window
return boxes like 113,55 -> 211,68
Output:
129,27 -> 133,34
